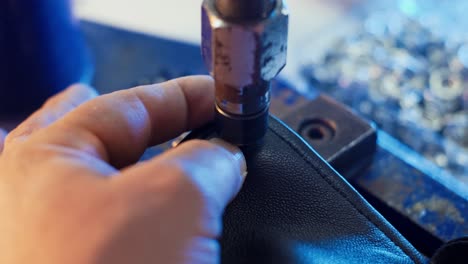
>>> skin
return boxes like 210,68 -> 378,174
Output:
0,76 -> 246,264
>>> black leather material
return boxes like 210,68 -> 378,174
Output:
185,115 -> 425,264
431,237 -> 468,264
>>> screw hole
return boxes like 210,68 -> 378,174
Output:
299,118 -> 336,142
308,127 -> 325,140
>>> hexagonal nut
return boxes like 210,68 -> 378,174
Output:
202,0 -> 289,89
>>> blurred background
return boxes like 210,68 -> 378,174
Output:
74,0 -> 467,195
74,0 -> 359,85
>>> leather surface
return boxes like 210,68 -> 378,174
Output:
186,115 -> 425,264
431,237 -> 468,264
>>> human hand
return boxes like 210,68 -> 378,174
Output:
0,76 -> 246,264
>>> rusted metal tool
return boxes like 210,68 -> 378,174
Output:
201,0 -> 289,145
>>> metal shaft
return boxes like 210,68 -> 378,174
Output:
215,0 -> 276,20
214,0 -> 275,145
202,0 -> 289,145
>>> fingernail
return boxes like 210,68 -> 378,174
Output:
171,132 -> 191,148
210,138 -> 248,181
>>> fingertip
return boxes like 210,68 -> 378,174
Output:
123,138 -> 247,211
156,75 -> 216,132
209,138 -> 247,182
170,75 -> 215,96
169,139 -> 247,206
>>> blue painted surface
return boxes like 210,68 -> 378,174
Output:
358,143 -> 468,242
0,0 -> 92,117
378,131 -> 468,200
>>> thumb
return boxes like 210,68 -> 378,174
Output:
118,138 -> 247,217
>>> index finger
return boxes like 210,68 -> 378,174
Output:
29,76 -> 215,168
